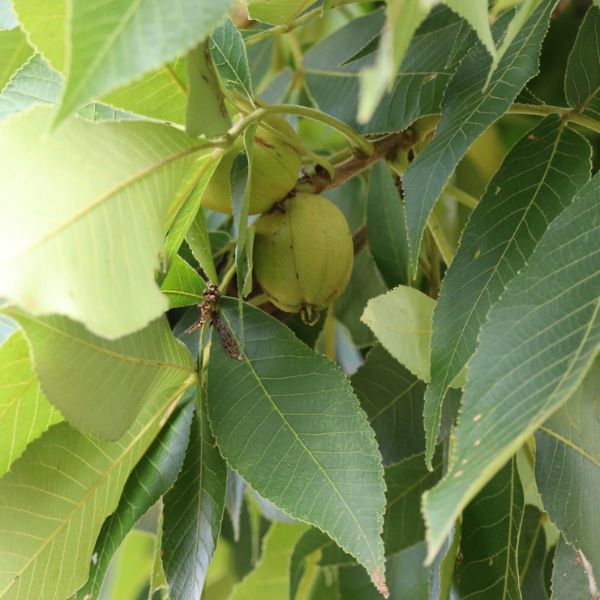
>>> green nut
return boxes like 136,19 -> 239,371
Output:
202,115 -> 302,215
253,193 -> 354,322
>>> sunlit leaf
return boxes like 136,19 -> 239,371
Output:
55,0 -> 235,123
161,255 -> 206,309
0,107 -> 203,339
6,308 -> 194,440
0,330 -> 61,477
0,380 -> 192,600
0,27 -> 33,91
76,402 -> 193,599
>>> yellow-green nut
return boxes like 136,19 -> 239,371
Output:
253,193 -> 354,322
202,116 -> 302,215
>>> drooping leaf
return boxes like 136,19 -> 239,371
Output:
565,5 -> 600,120
425,116 -> 591,466
518,505 -> 549,599
361,285 -> 465,387
186,42 -> 230,138
225,470 -> 247,542
351,345 -> 427,464
403,0 -> 555,272
423,171 -> 600,562
0,330 -> 61,477
75,402 -> 194,600
55,0 -> 235,123
162,396 -> 227,600
209,18 -> 253,102
0,379 -> 192,600
0,107 -> 203,339
0,27 -> 33,91
454,457 -> 524,599
6,309 -> 194,440
207,299 -> 388,594
429,523 -> 461,600
551,537 -> 598,600
230,523 -> 309,600
304,8 -> 471,134
161,255 -> 206,309
535,361 -> 600,576
366,161 -> 409,288
186,204 -> 223,284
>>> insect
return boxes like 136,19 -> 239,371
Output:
187,284 -> 242,360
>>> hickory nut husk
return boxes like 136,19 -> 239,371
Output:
253,193 -> 354,323
202,115 -> 302,215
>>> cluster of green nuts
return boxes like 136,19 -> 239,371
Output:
202,116 -> 354,321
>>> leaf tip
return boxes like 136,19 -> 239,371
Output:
371,566 -> 389,598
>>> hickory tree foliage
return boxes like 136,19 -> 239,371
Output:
0,0 -> 598,598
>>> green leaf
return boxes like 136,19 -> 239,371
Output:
351,345 -> 427,465
186,42 -> 230,137
0,106 -> 202,339
101,59 -> 189,124
425,116 -> 592,467
403,0 -> 554,272
55,0 -> 235,123
186,207 -> 222,284
231,523 -> 309,600
361,285 -> 465,387
535,361 -> 600,576
162,395 -> 227,599
207,299 -> 388,594
444,0 -> 495,58
565,5 -> 600,120
6,309 -> 194,440
383,453 -> 441,556
429,523 -> 461,600
366,162 -> 409,288
337,250 -> 387,349
11,0 -> 65,70
487,0 -> 542,83
164,152 -> 222,274
209,18 -> 253,102
423,171 -> 600,562
0,27 -> 33,92
357,0 -> 429,123
518,506 -> 549,599
161,255 -> 206,309
0,330 -> 61,477
0,55 -> 139,123
100,530 -> 155,600
304,9 -> 471,133
75,402 -> 194,600
247,0 -> 314,25
0,379 -> 191,600
454,457 -> 524,599
551,537 -> 598,600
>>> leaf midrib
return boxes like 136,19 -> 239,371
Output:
9,310 -> 194,373
222,310 -> 381,572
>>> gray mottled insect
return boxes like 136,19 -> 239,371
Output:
187,284 -> 242,360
